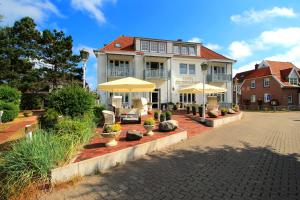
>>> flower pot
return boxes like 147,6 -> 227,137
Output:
198,107 -> 203,117
144,124 -> 155,136
100,130 -> 121,147
187,106 -> 190,114
192,106 -> 197,115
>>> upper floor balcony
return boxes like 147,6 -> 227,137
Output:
144,69 -> 168,80
207,74 -> 232,82
108,67 -> 134,78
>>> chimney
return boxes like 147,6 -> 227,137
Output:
255,64 -> 259,70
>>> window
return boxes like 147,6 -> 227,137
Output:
250,80 -> 256,88
180,64 -> 187,74
264,93 -> 271,103
150,42 -> 158,52
141,41 -> 149,51
188,46 -> 196,55
173,45 -> 180,54
288,95 -> 293,104
159,43 -> 166,53
189,64 -> 196,74
263,78 -> 270,87
179,94 -> 183,102
181,46 -> 188,55
251,95 -> 256,103
289,78 -> 298,85
192,94 -> 196,102
180,93 -> 195,103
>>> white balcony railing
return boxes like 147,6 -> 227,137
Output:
108,67 -> 134,77
145,69 -> 168,79
207,74 -> 232,82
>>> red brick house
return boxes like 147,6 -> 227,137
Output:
233,60 -> 300,107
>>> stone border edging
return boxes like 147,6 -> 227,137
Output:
51,130 -> 188,184
205,112 -> 243,127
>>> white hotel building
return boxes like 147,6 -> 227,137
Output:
94,36 -> 235,109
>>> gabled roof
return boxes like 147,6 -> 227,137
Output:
234,60 -> 299,87
98,35 -> 233,61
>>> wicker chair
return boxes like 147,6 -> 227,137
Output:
102,110 -> 115,127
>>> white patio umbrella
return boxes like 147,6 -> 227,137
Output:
178,82 -> 227,94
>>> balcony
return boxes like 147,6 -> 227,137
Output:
144,69 -> 168,80
108,67 -> 134,78
207,74 -> 232,82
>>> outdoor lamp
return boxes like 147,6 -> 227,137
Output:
201,62 -> 209,122
0,110 -> 3,124
80,49 -> 90,88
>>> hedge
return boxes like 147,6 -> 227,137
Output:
0,101 -> 19,123
0,85 -> 21,105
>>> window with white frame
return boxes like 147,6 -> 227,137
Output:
263,78 -> 270,87
188,46 -> 196,55
264,93 -> 271,103
288,95 -> 293,104
150,41 -> 158,52
159,43 -> 166,53
289,78 -> 298,85
173,45 -> 180,54
179,93 -> 195,103
189,64 -> 196,75
141,40 -> 149,51
251,95 -> 256,103
181,46 -> 188,55
180,63 -> 188,74
250,80 -> 256,88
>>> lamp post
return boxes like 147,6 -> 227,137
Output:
201,62 -> 208,122
80,49 -> 90,89
234,77 -> 239,105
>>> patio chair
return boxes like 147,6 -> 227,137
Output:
102,110 -> 115,126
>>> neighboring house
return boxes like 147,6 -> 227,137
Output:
94,35 -> 235,108
233,60 -> 300,107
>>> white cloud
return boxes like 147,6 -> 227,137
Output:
233,60 -> 260,76
71,0 -> 116,24
188,37 -> 201,43
0,0 -> 63,26
265,45 -> 300,67
231,7 -> 297,24
228,41 -> 252,59
259,27 -> 300,47
205,43 -> 222,51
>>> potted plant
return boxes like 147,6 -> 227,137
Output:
186,104 -> 190,114
165,111 -> 172,120
176,102 -> 180,109
167,102 -> 174,110
147,102 -> 153,111
23,110 -> 33,117
192,104 -> 197,115
221,108 -> 228,116
160,113 -> 166,122
198,105 -> 203,117
144,117 -> 155,136
101,123 -> 122,146
154,110 -> 160,120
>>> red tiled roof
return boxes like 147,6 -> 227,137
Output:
99,35 -> 232,60
235,60 -> 299,87
101,35 -> 135,52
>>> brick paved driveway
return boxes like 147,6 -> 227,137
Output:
42,112 -> 300,200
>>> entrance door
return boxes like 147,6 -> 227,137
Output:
151,89 -> 160,109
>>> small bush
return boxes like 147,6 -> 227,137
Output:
160,113 -> 166,122
93,104 -> 106,126
221,108 -> 228,116
23,110 -> 33,117
48,85 -> 95,118
103,123 -> 121,133
0,85 -> 21,105
0,101 -> 19,122
154,111 -> 160,120
39,108 -> 60,129
144,118 -> 155,125
165,111 -> 172,120
20,93 -> 45,110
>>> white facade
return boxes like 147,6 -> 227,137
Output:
95,37 -> 234,108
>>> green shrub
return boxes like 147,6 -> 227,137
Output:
144,117 -> 155,125
165,111 -> 172,120
93,104 -> 106,126
48,85 -> 95,118
160,113 -> 166,122
0,85 -> 21,105
20,93 -> 45,110
0,101 -> 19,122
221,108 -> 228,116
103,123 -> 121,133
39,108 -> 60,129
154,111 -> 160,120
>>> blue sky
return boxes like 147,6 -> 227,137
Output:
1,0 -> 300,89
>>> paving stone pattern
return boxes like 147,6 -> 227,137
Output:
42,112 -> 300,200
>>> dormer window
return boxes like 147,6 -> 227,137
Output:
173,45 -> 180,54
141,41 -> 150,51
189,46 -> 196,55
150,41 -> 158,52
115,43 -> 121,48
289,78 -> 298,85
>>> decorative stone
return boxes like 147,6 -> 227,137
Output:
208,110 -> 218,118
159,120 -> 178,132
126,130 -> 143,141
228,108 -> 236,114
